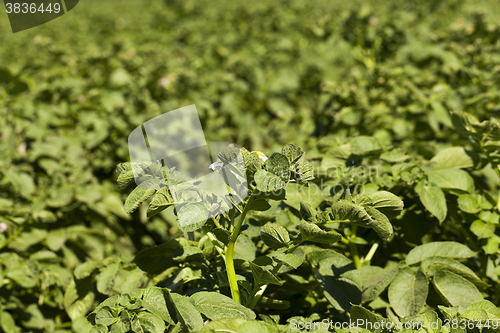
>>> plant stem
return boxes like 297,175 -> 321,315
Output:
206,233 -> 225,260
54,322 -> 72,329
246,261 -> 284,309
0,224 -> 25,250
225,189 -> 257,304
363,242 -> 379,263
225,241 -> 240,303
211,217 -> 222,229
349,226 -> 361,268
246,242 -> 302,309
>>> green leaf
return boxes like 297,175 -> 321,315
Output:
461,300 -> 500,333
5,257 -> 39,288
427,169 -> 475,194
176,202 -> 209,232
483,235 -> 500,254
0,311 -> 17,333
191,292 -> 256,320
96,262 -> 120,295
240,149 -> 264,173
72,317 -> 93,333
114,267 -> 145,294
406,241 -> 476,265
458,194 -> 493,214
355,191 -> 404,219
116,163 -> 135,189
450,111 -> 480,136
479,210 -> 499,224
470,220 -> 495,239
147,189 -> 174,217
308,250 -> 361,311
298,222 -> 342,244
281,144 -> 305,167
388,268 -> 428,318
260,223 -> 290,250
234,234 -> 257,261
363,206 -> 394,241
5,171 -> 35,198
133,312 -> 166,333
173,246 -> 203,262
299,202 -> 317,222
254,153 -> 290,192
8,228 -> 47,253
433,270 -> 483,312
285,183 -> 323,210
124,180 -> 158,214
358,264 -> 399,303
249,262 -> 282,286
421,256 -> 486,287
350,136 -> 382,155
138,287 -> 175,325
112,310 -> 131,332
196,318 -> 246,333
89,324 -> 108,333
350,305 -> 385,329
258,297 -> 290,310
293,161 -> 314,185
133,239 -> 184,274
330,200 -> 393,241
64,278 -> 95,321
273,253 -> 304,269
415,182 -> 447,223
438,305 -> 460,321
254,173 -> 286,193
409,311 -> 443,333
430,147 -> 475,170
248,199 -> 272,212
282,144 -> 313,185
380,150 -> 410,163
170,294 -> 204,332
95,306 -> 117,326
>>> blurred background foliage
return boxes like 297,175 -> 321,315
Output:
1,0 -> 500,331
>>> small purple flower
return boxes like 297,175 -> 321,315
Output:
0,223 -> 7,233
209,161 -> 224,171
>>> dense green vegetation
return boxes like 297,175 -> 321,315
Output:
2,0 -> 500,331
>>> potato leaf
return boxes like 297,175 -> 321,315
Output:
191,292 -> 256,320
406,241 -> 476,265
388,268 -> 428,318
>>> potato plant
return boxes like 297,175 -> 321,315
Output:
89,128 -> 500,332
1,0 -> 500,332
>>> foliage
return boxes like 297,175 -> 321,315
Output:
1,0 -> 500,332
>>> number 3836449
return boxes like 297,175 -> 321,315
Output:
5,2 -> 61,14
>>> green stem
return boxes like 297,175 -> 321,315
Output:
0,224 -> 25,250
225,242 -> 240,303
246,242 -> 302,309
246,261 -> 284,309
325,219 -> 352,224
54,322 -> 72,329
225,189 -> 257,304
349,226 -> 361,269
206,233 -> 225,260
211,217 -> 222,229
363,242 -> 379,263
